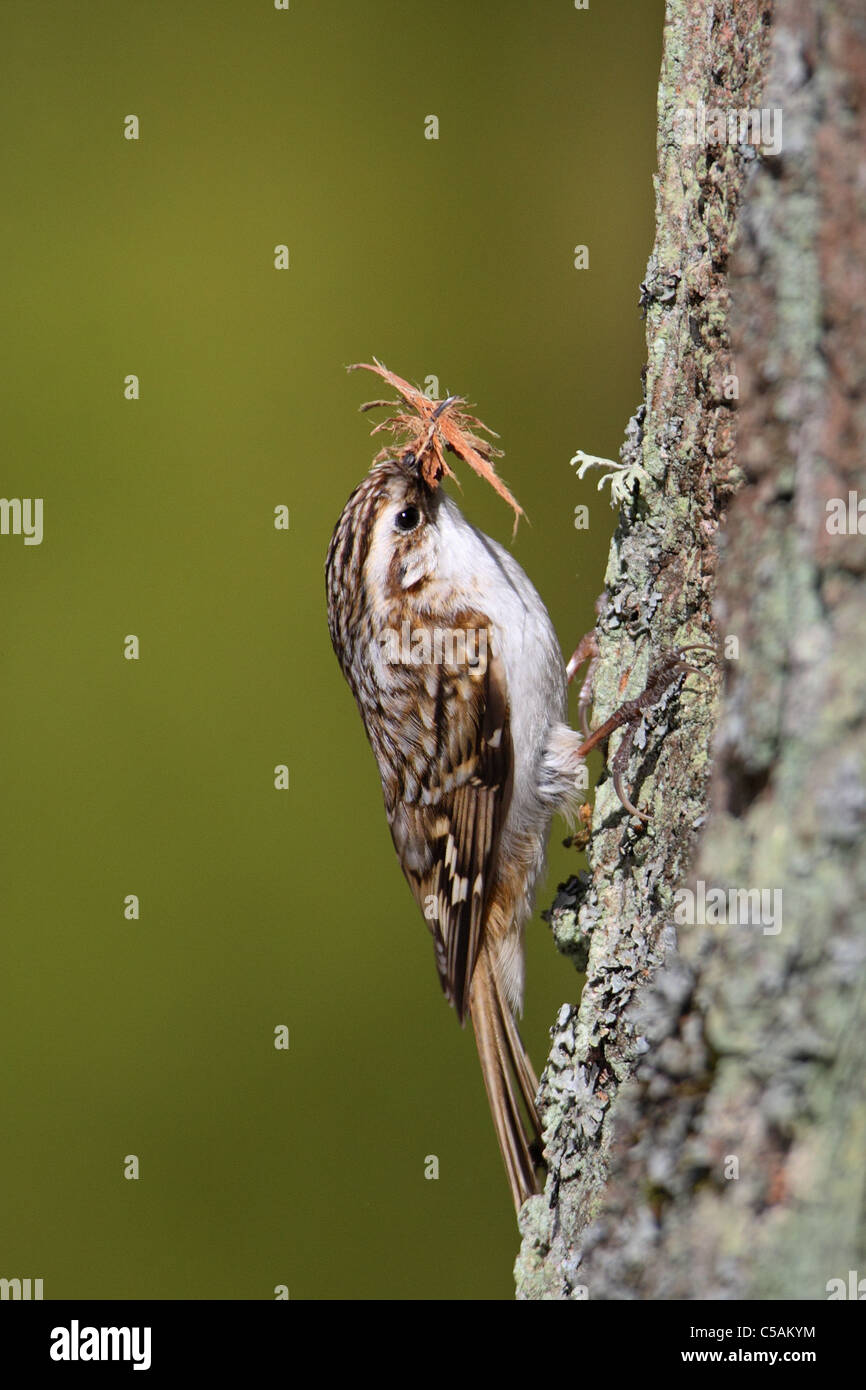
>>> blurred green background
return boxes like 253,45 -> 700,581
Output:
0,0 -> 663,1299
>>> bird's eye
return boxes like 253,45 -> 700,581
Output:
394,505 -> 421,533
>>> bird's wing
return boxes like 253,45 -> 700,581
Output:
382,622 -> 513,1023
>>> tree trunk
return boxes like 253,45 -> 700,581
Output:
517,0 -> 866,1300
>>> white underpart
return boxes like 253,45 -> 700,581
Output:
427,497 -> 583,1010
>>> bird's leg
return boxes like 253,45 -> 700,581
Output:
577,644 -> 715,822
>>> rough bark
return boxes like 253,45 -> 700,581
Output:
517,0 -> 865,1300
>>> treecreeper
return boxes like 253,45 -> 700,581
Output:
325,361 -> 712,1210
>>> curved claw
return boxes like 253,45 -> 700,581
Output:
583,640 -> 716,824
672,643 -> 716,676
613,767 -> 649,823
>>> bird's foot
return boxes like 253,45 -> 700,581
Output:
577,643 -> 715,822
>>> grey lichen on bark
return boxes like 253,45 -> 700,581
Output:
664,0 -> 866,1300
512,0 -> 866,1298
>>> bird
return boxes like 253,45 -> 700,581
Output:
325,363 -> 709,1210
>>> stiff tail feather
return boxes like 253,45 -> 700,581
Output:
468,945 -> 545,1211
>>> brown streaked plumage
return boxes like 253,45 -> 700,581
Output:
325,370 -> 714,1211
326,439 -> 581,1211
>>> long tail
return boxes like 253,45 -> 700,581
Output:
468,944 -> 545,1211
